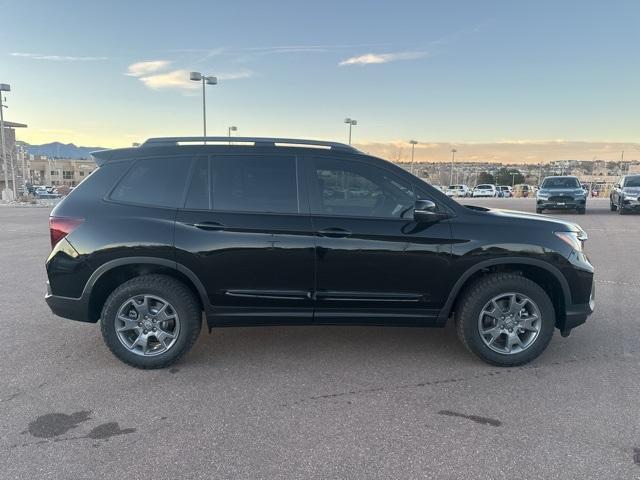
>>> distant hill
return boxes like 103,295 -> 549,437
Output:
19,141 -> 107,159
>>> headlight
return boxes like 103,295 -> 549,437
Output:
537,193 -> 549,200
554,230 -> 587,252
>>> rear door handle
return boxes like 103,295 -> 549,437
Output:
193,221 -> 226,231
317,227 -> 352,238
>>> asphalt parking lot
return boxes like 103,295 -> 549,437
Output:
1,198 -> 639,479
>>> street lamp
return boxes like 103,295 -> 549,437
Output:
0,83 -> 11,201
190,72 -> 218,142
228,125 -> 237,144
409,140 -> 418,174
344,118 -> 357,145
449,148 -> 457,185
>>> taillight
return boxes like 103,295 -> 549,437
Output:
49,216 -> 84,249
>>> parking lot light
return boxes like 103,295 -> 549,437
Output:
228,125 -> 237,143
190,72 -> 218,143
409,140 -> 418,174
0,83 -> 12,201
344,118 -> 357,145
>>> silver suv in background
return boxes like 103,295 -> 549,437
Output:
610,174 -> 640,214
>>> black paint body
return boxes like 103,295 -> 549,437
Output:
45,144 -> 594,334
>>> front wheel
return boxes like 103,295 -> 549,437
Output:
455,273 -> 555,366
610,198 -> 618,211
100,275 -> 202,369
577,207 -> 586,215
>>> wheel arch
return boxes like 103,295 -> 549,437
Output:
85,257 -> 210,322
438,257 -> 571,330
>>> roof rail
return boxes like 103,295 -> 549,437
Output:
140,136 -> 359,152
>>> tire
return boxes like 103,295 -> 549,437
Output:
100,274 -> 202,369
610,199 -> 618,211
577,208 -> 586,215
618,204 -> 627,215
455,273 -> 555,367
536,208 -> 543,214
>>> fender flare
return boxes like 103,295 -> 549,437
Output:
82,256 -> 212,315
437,257 -> 572,323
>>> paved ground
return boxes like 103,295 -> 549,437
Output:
1,198 -> 639,479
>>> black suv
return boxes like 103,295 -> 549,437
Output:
610,174 -> 640,214
45,137 -> 595,369
536,176 -> 587,214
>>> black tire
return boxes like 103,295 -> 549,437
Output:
618,204 -> 627,215
610,199 -> 618,211
577,207 -> 586,215
536,208 -> 543,214
100,274 -> 202,369
455,273 -> 555,367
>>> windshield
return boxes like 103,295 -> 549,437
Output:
541,177 -> 580,189
623,176 -> 640,188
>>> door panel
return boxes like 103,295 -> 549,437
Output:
174,154 -> 315,324
305,156 -> 454,323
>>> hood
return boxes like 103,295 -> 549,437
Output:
466,206 -> 584,233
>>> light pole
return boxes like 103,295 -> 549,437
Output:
449,148 -> 457,185
344,118 -> 357,145
228,125 -> 237,144
409,140 -> 418,174
0,83 -> 11,201
189,72 -> 218,142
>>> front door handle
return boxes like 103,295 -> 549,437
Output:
193,221 -> 226,231
317,227 -> 352,238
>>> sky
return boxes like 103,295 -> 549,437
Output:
1,0 -> 639,163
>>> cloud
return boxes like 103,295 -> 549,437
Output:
135,68 -> 254,90
126,60 -> 172,77
339,51 -> 428,66
138,70 -> 198,90
10,52 -> 107,61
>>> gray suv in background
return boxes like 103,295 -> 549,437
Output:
610,175 -> 640,214
536,176 -> 587,214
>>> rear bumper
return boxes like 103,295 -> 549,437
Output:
45,282 -> 94,323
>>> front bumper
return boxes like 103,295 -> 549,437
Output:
537,198 -> 586,209
559,277 -> 595,335
621,198 -> 640,210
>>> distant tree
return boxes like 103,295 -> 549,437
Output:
495,168 -> 524,186
477,172 -> 495,185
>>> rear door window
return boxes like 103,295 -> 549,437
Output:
211,155 -> 299,214
110,156 -> 191,208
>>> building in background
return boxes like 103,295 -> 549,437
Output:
28,156 -> 96,187
0,120 -> 27,194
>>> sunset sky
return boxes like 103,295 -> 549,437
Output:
1,0 -> 638,163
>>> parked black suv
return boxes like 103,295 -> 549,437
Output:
536,176 -> 587,214
610,174 -> 640,214
45,137 -> 595,369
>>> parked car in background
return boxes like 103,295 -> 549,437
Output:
446,184 -> 470,197
536,176 -> 587,214
610,174 -> 640,214
45,136 -> 594,369
513,184 -> 531,198
472,184 -> 498,197
497,186 -> 513,198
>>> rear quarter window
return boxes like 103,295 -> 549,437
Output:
110,156 -> 191,208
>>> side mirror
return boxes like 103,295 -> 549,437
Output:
413,199 -> 442,222
614,184 -> 621,189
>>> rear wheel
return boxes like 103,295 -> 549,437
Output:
100,275 -> 202,369
455,273 -> 555,366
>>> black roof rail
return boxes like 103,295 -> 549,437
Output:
140,136 -> 359,152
